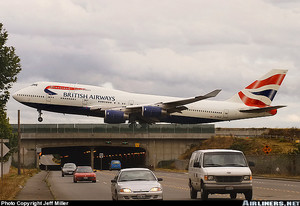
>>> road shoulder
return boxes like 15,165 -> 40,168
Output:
15,170 -> 54,200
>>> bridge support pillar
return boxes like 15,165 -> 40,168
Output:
91,147 -> 94,170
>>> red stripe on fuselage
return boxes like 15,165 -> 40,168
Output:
45,86 -> 86,91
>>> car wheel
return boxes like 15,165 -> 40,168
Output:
200,182 -> 208,200
189,181 -> 197,199
230,193 -> 237,199
244,190 -> 252,201
114,190 -> 118,201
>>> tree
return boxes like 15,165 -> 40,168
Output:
0,23 -> 22,110
0,23 -> 21,160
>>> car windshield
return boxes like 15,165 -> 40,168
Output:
76,167 -> 93,173
64,164 -> 75,168
118,170 -> 156,182
111,161 -> 120,165
203,152 -> 247,167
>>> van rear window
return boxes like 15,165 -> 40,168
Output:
203,152 -> 247,167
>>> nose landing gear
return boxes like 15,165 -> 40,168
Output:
38,109 -> 43,122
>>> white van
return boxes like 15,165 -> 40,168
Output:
188,149 -> 253,200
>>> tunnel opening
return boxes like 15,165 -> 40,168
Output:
42,146 -> 146,170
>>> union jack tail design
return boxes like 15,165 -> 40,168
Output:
228,69 -> 288,107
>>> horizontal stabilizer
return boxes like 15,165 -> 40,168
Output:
239,105 -> 286,113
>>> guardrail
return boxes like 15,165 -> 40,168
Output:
11,123 -> 215,134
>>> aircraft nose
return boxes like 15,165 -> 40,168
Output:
12,92 -> 18,100
12,91 -> 20,101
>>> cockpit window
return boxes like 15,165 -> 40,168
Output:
31,84 -> 38,86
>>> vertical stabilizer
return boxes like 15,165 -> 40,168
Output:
227,69 -> 288,107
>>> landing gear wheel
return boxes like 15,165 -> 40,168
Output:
129,122 -> 137,129
37,110 -> 43,122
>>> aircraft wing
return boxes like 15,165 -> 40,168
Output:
239,105 -> 286,113
158,89 -> 221,109
125,89 -> 221,113
89,89 -> 221,114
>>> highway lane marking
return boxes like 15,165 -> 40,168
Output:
254,180 -> 300,188
254,186 -> 300,194
162,183 -> 189,191
99,171 -> 300,198
156,174 -> 187,181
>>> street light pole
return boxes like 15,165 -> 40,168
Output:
18,110 -> 21,175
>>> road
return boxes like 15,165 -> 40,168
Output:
47,170 -> 300,201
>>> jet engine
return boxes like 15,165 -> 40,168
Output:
142,106 -> 167,118
104,110 -> 128,124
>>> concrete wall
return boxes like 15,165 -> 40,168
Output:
19,132 -> 211,168
216,128 -> 268,137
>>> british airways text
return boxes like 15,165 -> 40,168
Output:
63,92 -> 115,101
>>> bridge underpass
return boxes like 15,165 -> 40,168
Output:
42,146 -> 146,169
11,123 -> 214,169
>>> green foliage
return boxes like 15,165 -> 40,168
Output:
0,22 -> 22,109
0,23 -> 22,160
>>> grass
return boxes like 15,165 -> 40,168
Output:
0,167 -> 38,200
179,136 -> 299,159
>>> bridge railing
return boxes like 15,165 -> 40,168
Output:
11,124 -> 215,134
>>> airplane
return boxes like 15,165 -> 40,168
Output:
13,69 -> 288,125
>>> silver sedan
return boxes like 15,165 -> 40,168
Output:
111,168 -> 163,200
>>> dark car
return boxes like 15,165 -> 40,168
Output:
61,163 -> 76,177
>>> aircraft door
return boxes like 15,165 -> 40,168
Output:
82,98 -> 88,107
46,95 -> 51,103
223,109 -> 229,119
128,100 -> 134,105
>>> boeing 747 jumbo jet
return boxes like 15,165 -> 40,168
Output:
13,69 -> 287,125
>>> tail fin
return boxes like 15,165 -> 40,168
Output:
227,69 -> 288,107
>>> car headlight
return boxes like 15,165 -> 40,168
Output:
119,188 -> 132,193
204,175 -> 215,181
243,175 -> 252,181
150,187 -> 162,192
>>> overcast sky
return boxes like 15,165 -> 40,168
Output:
1,0 -> 300,128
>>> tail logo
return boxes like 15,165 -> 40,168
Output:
239,73 -> 286,107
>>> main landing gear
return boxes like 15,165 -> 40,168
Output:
37,109 -> 43,122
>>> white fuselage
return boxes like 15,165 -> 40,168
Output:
13,81 -> 275,124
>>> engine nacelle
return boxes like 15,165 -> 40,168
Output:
104,110 -> 128,124
142,106 -> 167,118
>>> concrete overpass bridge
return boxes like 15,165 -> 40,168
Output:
11,124 -> 214,169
